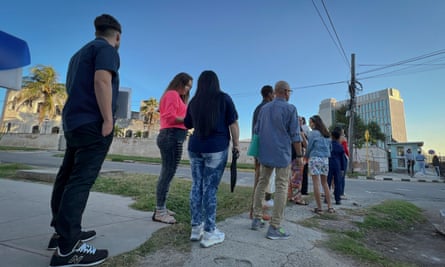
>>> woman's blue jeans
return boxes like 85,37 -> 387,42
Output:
156,128 -> 187,209
189,149 -> 228,232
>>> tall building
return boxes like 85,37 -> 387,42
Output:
319,88 -> 407,144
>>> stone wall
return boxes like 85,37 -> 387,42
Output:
0,133 -> 390,172
0,133 -> 254,164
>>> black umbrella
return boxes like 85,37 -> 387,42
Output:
230,148 -> 240,193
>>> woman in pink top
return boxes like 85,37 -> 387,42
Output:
153,72 -> 193,224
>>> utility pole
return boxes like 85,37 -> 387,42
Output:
347,53 -> 356,173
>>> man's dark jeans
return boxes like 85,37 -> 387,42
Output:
155,128 -> 187,209
50,122 -> 113,254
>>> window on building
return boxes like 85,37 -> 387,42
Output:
37,102 -> 43,113
24,99 -> 33,107
125,130 -> 132,138
56,105 -> 62,116
51,127 -> 60,134
6,123 -> 11,132
397,147 -> 405,157
10,97 -> 17,110
143,131 -> 149,138
32,125 -> 39,134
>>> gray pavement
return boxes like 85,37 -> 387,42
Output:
0,178 -> 167,267
1,167 -> 443,267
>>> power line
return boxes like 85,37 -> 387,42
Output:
321,0 -> 350,68
311,0 -> 349,69
357,48 -> 445,76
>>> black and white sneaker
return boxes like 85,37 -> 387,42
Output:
47,230 -> 97,250
49,241 -> 108,267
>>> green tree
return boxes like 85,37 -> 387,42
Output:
366,121 -> 385,145
332,104 -> 385,149
140,98 -> 159,127
11,65 -> 66,123
114,125 -> 124,137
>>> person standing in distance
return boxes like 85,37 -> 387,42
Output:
48,14 -> 121,267
184,70 -> 239,248
251,81 -> 303,240
415,150 -> 426,176
152,72 -> 193,224
406,148 -> 415,177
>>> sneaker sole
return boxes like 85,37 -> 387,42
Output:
190,233 -> 203,241
266,234 -> 290,240
190,236 -> 203,241
49,258 -> 106,267
200,239 -> 224,248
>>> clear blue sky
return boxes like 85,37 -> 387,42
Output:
1,0 -> 444,155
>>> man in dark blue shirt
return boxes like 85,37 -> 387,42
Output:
48,14 -> 121,267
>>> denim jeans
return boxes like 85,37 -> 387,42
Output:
156,128 -> 187,209
50,121 -> 113,253
189,149 -> 228,232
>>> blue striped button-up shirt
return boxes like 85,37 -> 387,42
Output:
254,97 -> 302,168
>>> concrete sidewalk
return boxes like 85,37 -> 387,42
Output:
0,178 -> 167,267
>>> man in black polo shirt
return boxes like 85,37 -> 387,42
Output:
48,14 -> 122,267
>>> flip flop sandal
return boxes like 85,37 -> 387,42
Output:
327,208 -> 336,214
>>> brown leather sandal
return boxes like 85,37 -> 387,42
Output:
152,209 -> 176,224
313,208 -> 323,215
166,209 -> 176,216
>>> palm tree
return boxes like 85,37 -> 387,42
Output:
140,97 -> 159,128
11,65 -> 66,123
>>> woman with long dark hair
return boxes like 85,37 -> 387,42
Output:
184,70 -> 239,248
153,72 -> 192,224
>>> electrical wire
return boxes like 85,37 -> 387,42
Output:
321,0 -> 350,68
311,0 -> 349,69
357,49 -> 445,76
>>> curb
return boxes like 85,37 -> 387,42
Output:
353,175 -> 445,183
16,168 -> 124,183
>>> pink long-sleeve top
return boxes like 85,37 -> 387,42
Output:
159,90 -> 187,130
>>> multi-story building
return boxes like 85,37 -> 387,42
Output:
1,89 -> 63,134
319,88 -> 407,144
1,88 -> 159,138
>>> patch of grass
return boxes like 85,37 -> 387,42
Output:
0,163 -> 32,177
299,217 -> 320,228
92,172 -> 253,266
312,199 -> 425,267
359,200 -> 424,232
0,146 -> 41,151
105,154 -> 254,171
325,233 -> 413,267
325,234 -> 384,263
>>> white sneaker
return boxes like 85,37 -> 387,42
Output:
200,228 -> 225,248
190,223 -> 204,241
264,199 -> 274,208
